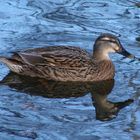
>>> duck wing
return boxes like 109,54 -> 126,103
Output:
23,46 -> 89,56
12,46 -> 92,68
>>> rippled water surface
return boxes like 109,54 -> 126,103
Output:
0,0 -> 140,139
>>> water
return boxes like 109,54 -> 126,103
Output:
0,0 -> 140,139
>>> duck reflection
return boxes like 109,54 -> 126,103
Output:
1,72 -> 133,121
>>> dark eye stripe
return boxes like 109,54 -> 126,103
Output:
109,40 -> 116,43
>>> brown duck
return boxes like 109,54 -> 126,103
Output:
0,33 -> 134,82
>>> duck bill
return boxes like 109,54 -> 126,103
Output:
117,43 -> 134,58
119,48 -> 134,58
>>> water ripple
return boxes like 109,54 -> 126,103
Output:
0,0 -> 140,139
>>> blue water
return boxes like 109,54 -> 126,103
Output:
0,0 -> 140,139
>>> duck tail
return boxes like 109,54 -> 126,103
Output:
0,56 -> 23,73
0,56 -> 9,64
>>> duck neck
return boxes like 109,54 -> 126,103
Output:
93,50 -> 110,61
92,51 -> 115,81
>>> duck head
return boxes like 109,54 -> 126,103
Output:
93,33 -> 134,60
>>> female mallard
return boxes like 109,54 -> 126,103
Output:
0,33 -> 134,82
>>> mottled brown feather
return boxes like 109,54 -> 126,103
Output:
0,46 -> 115,82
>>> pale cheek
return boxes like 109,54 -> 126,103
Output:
106,48 -> 116,53
116,46 -> 119,50
113,44 -> 119,52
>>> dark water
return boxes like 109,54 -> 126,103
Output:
0,0 -> 140,139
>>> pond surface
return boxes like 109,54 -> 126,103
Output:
0,0 -> 140,139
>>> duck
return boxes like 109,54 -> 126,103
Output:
0,33 -> 134,82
